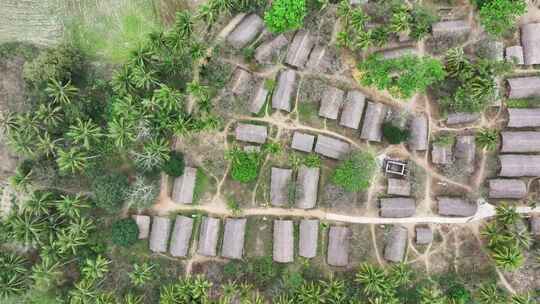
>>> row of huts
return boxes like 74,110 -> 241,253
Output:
379,196 -> 477,219
505,23 -> 540,65
431,134 -> 476,175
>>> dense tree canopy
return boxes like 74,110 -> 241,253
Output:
331,151 -> 377,192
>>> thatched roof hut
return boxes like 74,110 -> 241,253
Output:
319,86 -> 345,120
432,20 -> 470,37
446,112 -> 479,125
455,135 -> 475,173
437,197 -> 477,217
306,46 -> 330,71
229,68 -> 252,95
380,47 -> 418,59
501,131 -> 540,153
250,82 -> 269,114
507,108 -> 540,128
197,217 -> 220,257
285,30 -> 315,68
132,215 -> 150,239
409,115 -> 428,151
255,34 -> 289,64
380,198 -> 416,218
271,168 -> 293,206
314,135 -> 351,159
387,178 -> 411,196
339,90 -> 366,129
272,69 -> 296,112
295,166 -> 320,209
172,167 -> 197,204
530,216 -> 540,236
149,216 -> 172,253
169,216 -> 194,257
360,102 -> 387,142
507,77 -> 540,99
499,155 -> 540,177
415,227 -> 433,245
521,23 -> 540,65
291,132 -> 315,153
221,218 -> 247,259
327,226 -> 350,267
384,225 -> 408,263
235,123 -> 268,144
227,14 -> 264,49
506,46 -> 524,65
431,145 -> 453,165
299,219 -> 319,258
273,220 -> 294,263
489,179 -> 527,199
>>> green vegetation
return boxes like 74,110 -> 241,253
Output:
264,0 -> 307,33
433,134 -> 456,147
162,150 -> 185,177
129,262 -> 155,287
332,151 -> 377,192
303,153 -> 322,168
358,54 -> 446,99
111,218 -> 139,247
193,168 -> 209,204
475,0 -> 527,37
476,129 -> 499,151
91,171 -> 130,213
506,98 -> 540,108
227,148 -> 262,183
382,122 -> 410,144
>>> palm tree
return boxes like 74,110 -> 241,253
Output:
81,255 -> 110,282
495,203 -> 519,226
337,31 -> 352,49
56,194 -> 88,219
24,191 -> 54,217
95,292 -> 117,304
419,283 -> 446,304
389,6 -> 411,33
36,103 -> 63,129
195,3 -> 217,26
511,293 -> 535,304
36,131 -> 61,157
132,65 -> 159,91
476,284 -> 507,304
67,118 -> 103,149
112,65 -> 135,95
0,252 -> 28,299
153,84 -> 184,112
30,256 -> 63,291
7,128 -> 37,157
45,79 -> 79,105
123,293 -> 143,304
321,278 -> 347,304
69,279 -> 98,304
476,129 -> 499,151
129,262 -> 155,287
7,212 -> 47,246
481,222 -> 510,248
132,138 -> 170,171
354,30 -> 374,50
355,263 -> 391,297
350,9 -> 369,31
129,44 -> 155,69
108,117 -> 137,149
173,11 -> 195,40
56,147 -> 90,174
512,228 -> 532,249
388,262 -> 413,287
491,245 -> 524,271
56,218 -> 95,256
294,282 -> 326,304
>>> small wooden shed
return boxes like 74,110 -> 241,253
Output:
446,112 -> 479,125
299,219 -> 319,258
455,135 -> 475,173
415,227 -> 433,245
339,90 -> 366,129
506,46 -> 524,65
327,226 -> 350,267
270,168 -> 293,206
432,20 -> 470,37
273,220 -> 294,263
169,216 -> 194,257
431,145 -> 453,165
229,68 -> 252,95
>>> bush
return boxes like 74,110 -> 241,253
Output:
91,172 -> 129,213
23,44 -> 84,87
228,149 -> 261,183
476,128 -> 499,151
264,0 -> 307,33
382,123 -> 410,144
162,151 -> 185,177
111,218 -> 139,247
410,6 -> 438,40
477,0 -> 526,37
332,151 -> 377,192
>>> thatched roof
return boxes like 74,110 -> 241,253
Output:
380,47 -> 418,59
273,220 -> 294,263
255,34 -> 289,64
501,131 -> 540,153
507,77 -> 540,99
235,123 -> 268,144
250,82 -> 269,114
327,226 -> 350,267
380,198 -> 416,218
489,179 -> 527,199
197,217 -> 220,257
384,225 -> 408,263
295,166 -> 320,209
415,227 -> 433,245
229,68 -> 252,95
227,14 -> 264,49
314,135 -> 351,159
499,155 -> 540,177
507,108 -> 540,128
272,69 -> 296,112
446,112 -> 480,125
409,115 -> 428,151
387,178 -> 411,196
531,216 -> 540,236
270,168 -> 293,206
291,132 -> 315,153
455,135 -> 475,172
432,20 -> 470,36
169,216 -> 194,257
221,218 -> 247,259
285,30 -> 315,68
431,145 -> 453,165
360,102 -> 387,142
521,23 -> 540,65
132,215 -> 150,240
299,219 -> 319,258
172,167 -> 197,204
437,197 -> 477,217
149,216 -> 172,253
506,46 -> 524,65
339,90 -> 366,129
319,86 -> 345,120
306,46 -> 330,71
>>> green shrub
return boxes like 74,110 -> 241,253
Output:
247,256 -> 282,286
432,134 -> 455,147
23,44 -> 84,87
382,123 -> 410,144
228,149 -> 261,183
332,151 -> 377,192
162,151 -> 185,177
264,0 -> 307,33
303,153 -> 321,168
91,172 -> 129,213
410,6 -> 438,40
477,0 -> 526,37
476,128 -> 499,151
193,168 -> 209,203
111,218 -> 139,247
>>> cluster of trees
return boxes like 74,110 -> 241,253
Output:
440,48 -> 511,113
382,122 -> 410,144
474,0 -> 527,37
332,151 -> 377,192
337,1 -> 437,51
264,0 -> 307,33
358,54 -> 446,99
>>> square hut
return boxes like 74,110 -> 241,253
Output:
327,226 -> 351,267
339,90 -> 366,129
387,178 -> 411,196
273,220 -> 294,263
197,217 -> 221,257
507,77 -> 540,99
221,218 -> 247,259
299,219 -> 319,258
291,132 -> 315,153
169,216 -> 194,257
172,167 -> 197,204
415,227 -> 433,245
149,216 -> 172,253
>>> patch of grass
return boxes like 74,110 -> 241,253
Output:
193,168 -> 209,204
506,98 -> 540,108
297,102 -> 318,122
433,134 -> 455,147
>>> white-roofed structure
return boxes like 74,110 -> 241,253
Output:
197,217 -> 220,257
339,90 -> 366,129
172,167 -> 197,204
221,218 -> 247,259
319,86 -> 345,120
295,166 -> 320,209
235,123 -> 268,144
149,216 -> 172,253
291,132 -> 315,152
299,219 -> 318,258
360,102 -> 387,142
169,216 -> 194,257
273,220 -> 294,263
314,135 -> 351,159
272,69 -> 296,112
271,168 -> 293,206
285,30 -> 314,68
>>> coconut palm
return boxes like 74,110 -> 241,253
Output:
419,283 -> 446,304
129,262 -> 155,287
24,191 -> 54,217
108,117 -> 137,149
7,128 -> 37,157
173,11 -> 195,40
388,262 -> 413,287
56,194 -> 88,219
491,245 -> 524,271
355,263 -> 391,297
337,31 -> 353,49
30,256 -> 63,291
512,228 -> 532,249
195,4 -> 218,27
132,65 -> 159,91
36,131 -> 61,157
153,84 -> 184,112
511,293 -> 535,304
56,147 -> 90,174
355,30 -> 374,50
67,118 -> 103,149
294,282 -> 326,303
69,279 -> 98,304
132,138 -> 170,171
350,9 -> 369,31
130,44 -> 155,69
112,65 -> 135,95
45,79 -> 79,105
9,165 -> 33,191
476,129 -> 499,151
123,293 -> 143,304
56,218 -> 95,256
389,6 -> 412,33
7,212 -> 46,246
495,203 -> 519,226
0,252 -> 28,299
35,103 -> 63,129
476,284 -> 507,304
481,222 -> 510,248
321,278 -> 347,304
81,255 -> 110,282
0,110 -> 18,134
